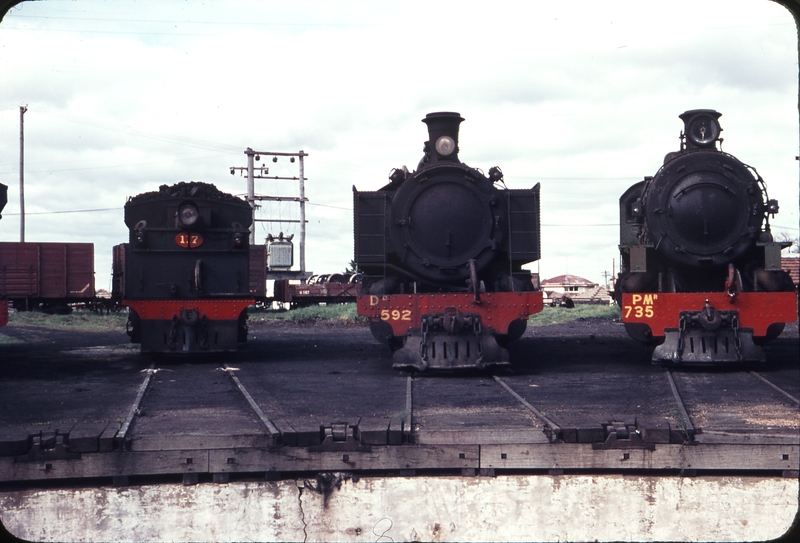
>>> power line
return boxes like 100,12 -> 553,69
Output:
3,207 -> 117,216
542,223 -> 617,227
8,14 -> 381,28
307,202 -> 349,211
516,176 -> 636,181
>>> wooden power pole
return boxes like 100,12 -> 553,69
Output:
19,105 -> 27,242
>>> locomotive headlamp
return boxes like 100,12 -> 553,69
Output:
435,136 -> 456,156
680,110 -> 722,148
768,199 -> 779,214
134,220 -> 147,246
178,203 -> 200,226
687,115 -> 720,146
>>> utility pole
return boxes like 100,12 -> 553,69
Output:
297,151 -> 306,273
230,149 -> 309,280
19,105 -> 27,242
246,147 -> 255,233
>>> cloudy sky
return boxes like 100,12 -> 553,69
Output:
0,0 -> 798,292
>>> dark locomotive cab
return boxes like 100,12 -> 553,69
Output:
113,182 -> 263,353
617,110 -> 796,364
354,112 -> 543,371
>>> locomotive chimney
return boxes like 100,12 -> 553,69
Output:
421,111 -> 464,165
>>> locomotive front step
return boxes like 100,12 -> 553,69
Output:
392,328 -> 509,371
653,327 -> 765,365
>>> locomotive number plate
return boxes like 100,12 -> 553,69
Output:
369,296 -> 413,322
175,232 -> 204,248
623,293 -> 657,319
380,309 -> 413,322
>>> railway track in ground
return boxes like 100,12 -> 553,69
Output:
0,319 -> 797,486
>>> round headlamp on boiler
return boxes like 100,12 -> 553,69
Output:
679,109 -> 722,149
177,202 -> 201,227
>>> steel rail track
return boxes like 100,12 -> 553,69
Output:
405,375 -> 413,440
665,369 -> 697,438
222,363 -> 280,439
2,330 -> 797,487
748,371 -> 800,406
492,375 -> 561,440
117,362 -> 156,445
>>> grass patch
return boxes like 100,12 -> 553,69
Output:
253,303 -> 368,324
7,310 -> 129,332
528,304 -> 621,326
17,301 -> 613,329
250,302 -> 620,327
0,333 -> 24,345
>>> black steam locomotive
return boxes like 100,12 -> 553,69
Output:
354,112 -> 543,371
616,109 -> 797,364
113,181 -> 265,353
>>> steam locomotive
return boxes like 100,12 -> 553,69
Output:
354,112 -> 543,371
616,109 -> 797,364
112,181 -> 266,353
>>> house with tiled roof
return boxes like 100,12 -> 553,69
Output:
541,274 -> 612,305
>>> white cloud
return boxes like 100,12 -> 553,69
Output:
0,0 -> 797,287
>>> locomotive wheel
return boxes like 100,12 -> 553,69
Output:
126,310 -> 141,342
754,323 -> 786,345
496,319 -> 528,348
237,311 -> 248,343
389,335 -> 407,352
368,320 -> 407,351
623,322 -> 661,345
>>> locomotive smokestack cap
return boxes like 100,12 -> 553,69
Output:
679,109 -> 722,149
422,111 -> 464,164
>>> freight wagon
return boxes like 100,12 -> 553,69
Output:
0,242 -> 95,323
273,274 -> 359,307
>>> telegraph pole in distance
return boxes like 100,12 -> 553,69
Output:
230,147 -> 272,245
19,105 -> 27,242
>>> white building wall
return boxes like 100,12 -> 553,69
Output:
2,474 -> 797,542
